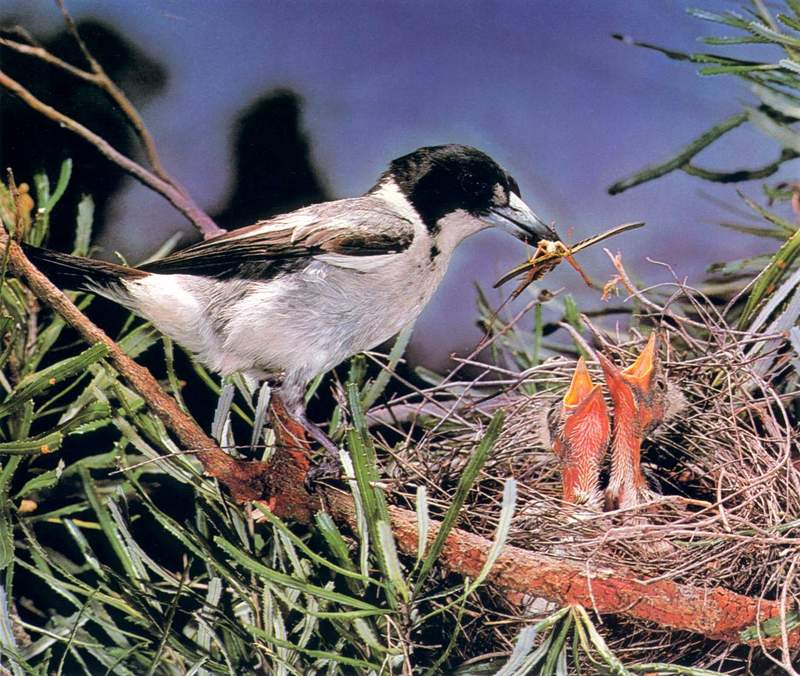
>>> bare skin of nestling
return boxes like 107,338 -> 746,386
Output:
551,357 -> 611,511
599,334 -> 685,511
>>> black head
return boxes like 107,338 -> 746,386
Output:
376,145 -> 556,243
385,145 -> 516,223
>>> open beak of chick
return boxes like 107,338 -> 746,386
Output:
552,357 -> 610,510
599,333 -> 663,435
598,333 -> 665,510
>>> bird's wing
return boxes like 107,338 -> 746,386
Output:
139,197 -> 416,279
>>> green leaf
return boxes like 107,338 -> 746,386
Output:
740,210 -> 800,324
698,63 -> 781,75
345,383 -> 398,605
0,509 -> 13,570
58,401 -> 112,435
747,20 -> 800,48
736,189 -> 797,235
72,195 -> 94,256
739,609 -> 800,642
16,460 -> 64,498
414,410 -> 505,593
377,519 -> 409,603
117,323 -> 161,360
719,221 -> 789,240
315,511 -> 357,573
466,479 -> 516,592
134,485 -> 207,560
249,381 -> 270,456
0,343 -> 108,417
748,106 -> 800,153
780,57 -> 800,73
214,536 -> 383,612
687,8 -> 751,29
79,467 -> 145,589
415,485 -> 429,564
0,586 -> 26,676
244,623 -> 381,669
609,112 -> 748,194
0,430 -> 62,455
702,35 -> 771,45
541,614 -> 573,676
751,82 -> 800,119
361,322 -> 414,410
780,12 -> 800,31
44,159 -> 73,212
256,505 -> 379,586
573,606 -> 631,674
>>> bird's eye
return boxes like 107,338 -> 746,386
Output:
460,172 -> 488,196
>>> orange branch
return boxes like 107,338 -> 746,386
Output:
3,230 -> 794,651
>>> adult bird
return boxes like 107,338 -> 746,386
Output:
22,144 -> 558,470
598,334 -> 684,510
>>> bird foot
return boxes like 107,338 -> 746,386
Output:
304,452 -> 343,493
267,394 -> 345,497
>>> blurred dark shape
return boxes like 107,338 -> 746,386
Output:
213,89 -> 330,230
0,19 -> 167,251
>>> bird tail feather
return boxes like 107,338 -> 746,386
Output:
20,244 -> 146,292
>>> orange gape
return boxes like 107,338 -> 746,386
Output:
599,333 -> 665,510
552,357 -> 611,509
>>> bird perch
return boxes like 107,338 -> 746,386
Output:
2,182 -> 797,653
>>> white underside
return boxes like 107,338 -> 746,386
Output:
106,183 -> 490,407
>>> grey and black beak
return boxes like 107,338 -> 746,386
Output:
485,193 -> 558,245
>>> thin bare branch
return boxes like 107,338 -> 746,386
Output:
0,37 -> 95,82
0,70 -> 224,239
0,229 -> 257,499
53,0 -> 168,180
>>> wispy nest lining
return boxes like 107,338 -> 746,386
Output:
375,274 -> 799,671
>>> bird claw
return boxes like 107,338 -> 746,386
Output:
303,451 -> 343,493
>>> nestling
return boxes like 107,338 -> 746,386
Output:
599,334 -> 686,510
24,144 -> 558,460
550,357 -> 610,510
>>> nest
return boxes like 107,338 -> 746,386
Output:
374,276 -> 800,672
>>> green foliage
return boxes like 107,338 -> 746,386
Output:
458,606 -> 725,676
0,168 -> 526,672
3,6 -> 798,668
610,1 -> 800,335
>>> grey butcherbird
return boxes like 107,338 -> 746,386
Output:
24,144 -> 558,475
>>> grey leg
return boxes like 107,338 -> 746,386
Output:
296,412 -> 343,489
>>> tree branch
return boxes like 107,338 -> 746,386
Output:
0,229 -> 260,499
5,228 -> 796,649
257,431 -> 799,648
322,490 -> 799,649
0,36 -> 95,83
0,70 -> 223,239
53,0 -> 167,180
0,1 -> 226,240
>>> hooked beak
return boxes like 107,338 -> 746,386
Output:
483,193 -> 558,245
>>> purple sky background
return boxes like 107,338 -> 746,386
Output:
3,1 -> 792,368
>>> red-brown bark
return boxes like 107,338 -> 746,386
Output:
5,232 -> 796,650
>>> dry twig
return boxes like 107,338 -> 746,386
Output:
0,2 -> 224,239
